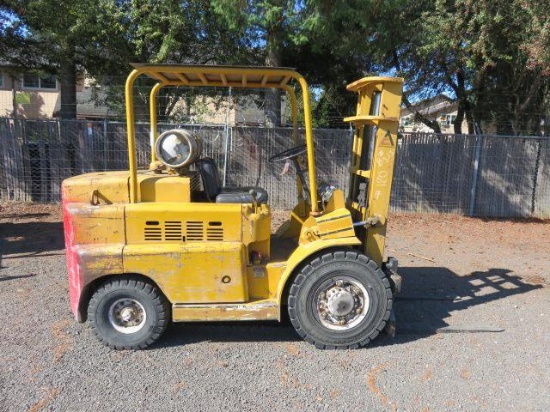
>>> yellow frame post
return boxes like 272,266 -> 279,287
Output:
149,82 -> 162,164
296,77 -> 319,213
282,85 -> 304,199
124,69 -> 141,204
124,65 -> 319,211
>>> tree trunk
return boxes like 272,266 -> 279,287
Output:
453,70 -> 466,134
403,97 -> 442,133
466,108 -> 475,134
454,103 -> 464,134
264,28 -> 282,127
59,58 -> 77,120
11,76 -> 18,120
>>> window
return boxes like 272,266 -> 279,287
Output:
400,116 -> 412,126
439,114 -> 457,128
40,75 -> 56,89
23,73 -> 57,89
0,74 -> 3,88
23,73 -> 39,88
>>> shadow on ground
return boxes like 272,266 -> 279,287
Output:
0,221 -> 64,266
392,267 -> 543,341
0,273 -> 37,282
156,266 -> 543,349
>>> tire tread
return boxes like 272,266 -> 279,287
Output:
287,250 -> 392,350
88,276 -> 170,350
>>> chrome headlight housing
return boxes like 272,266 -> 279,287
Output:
155,129 -> 202,169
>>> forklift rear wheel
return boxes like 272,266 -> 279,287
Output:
88,277 -> 170,350
288,250 -> 392,349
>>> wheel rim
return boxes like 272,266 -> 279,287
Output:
313,276 -> 370,331
108,298 -> 147,334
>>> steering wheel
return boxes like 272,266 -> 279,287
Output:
268,144 -> 307,163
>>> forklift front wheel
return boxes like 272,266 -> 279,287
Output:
288,250 -> 392,349
88,277 -> 171,350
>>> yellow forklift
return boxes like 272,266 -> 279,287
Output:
62,65 -> 403,349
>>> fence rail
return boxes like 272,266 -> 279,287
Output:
1,117 -> 549,218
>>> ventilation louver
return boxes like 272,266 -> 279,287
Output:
144,220 -> 224,242
144,225 -> 162,241
164,221 -> 183,241
186,221 -> 204,241
207,221 -> 224,241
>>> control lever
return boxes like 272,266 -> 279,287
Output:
280,160 -> 291,176
249,189 -> 258,209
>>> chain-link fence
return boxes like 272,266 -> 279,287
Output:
392,133 -> 550,217
1,117 -> 549,218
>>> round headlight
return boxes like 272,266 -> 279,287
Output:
155,129 -> 202,169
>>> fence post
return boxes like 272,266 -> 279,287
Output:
222,87 -> 232,186
0,119 -> 6,199
531,139 -> 542,215
103,118 -> 108,171
469,132 -> 483,217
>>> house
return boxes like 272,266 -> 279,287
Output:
399,95 -> 468,134
0,68 -> 111,119
0,67 -> 281,125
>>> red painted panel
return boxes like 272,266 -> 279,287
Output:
63,194 -> 83,321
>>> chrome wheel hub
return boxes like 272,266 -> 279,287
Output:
327,288 -> 355,316
315,277 -> 370,330
108,298 -> 147,334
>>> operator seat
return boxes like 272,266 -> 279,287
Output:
196,157 -> 268,204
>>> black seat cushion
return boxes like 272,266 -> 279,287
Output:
196,157 -> 268,204
196,157 -> 222,202
216,187 -> 268,204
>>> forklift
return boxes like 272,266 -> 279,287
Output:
62,65 -> 403,349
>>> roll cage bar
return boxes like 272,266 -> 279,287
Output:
124,64 -> 319,212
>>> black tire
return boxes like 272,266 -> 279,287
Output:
288,250 -> 392,349
88,277 -> 171,350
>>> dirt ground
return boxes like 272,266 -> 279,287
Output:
0,203 -> 549,411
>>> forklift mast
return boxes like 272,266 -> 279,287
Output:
345,77 -> 403,266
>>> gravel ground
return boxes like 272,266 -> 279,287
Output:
0,203 -> 549,412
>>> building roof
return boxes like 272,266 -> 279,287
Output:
401,95 -> 455,117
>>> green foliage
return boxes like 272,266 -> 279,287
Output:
2,0 -> 548,132
1,0 -> 258,119
211,0 -> 303,46
304,0 -> 550,134
82,0 -> 260,119
376,0 -> 549,134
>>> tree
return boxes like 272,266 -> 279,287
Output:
1,1 -> 256,120
0,0 -> 110,119
284,42 -> 372,127
420,0 -> 550,135
212,0 -> 307,126
84,0 -> 257,121
310,0 -> 550,135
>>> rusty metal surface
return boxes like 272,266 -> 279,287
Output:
172,300 -> 279,322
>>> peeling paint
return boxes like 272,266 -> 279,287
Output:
172,300 -> 279,321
